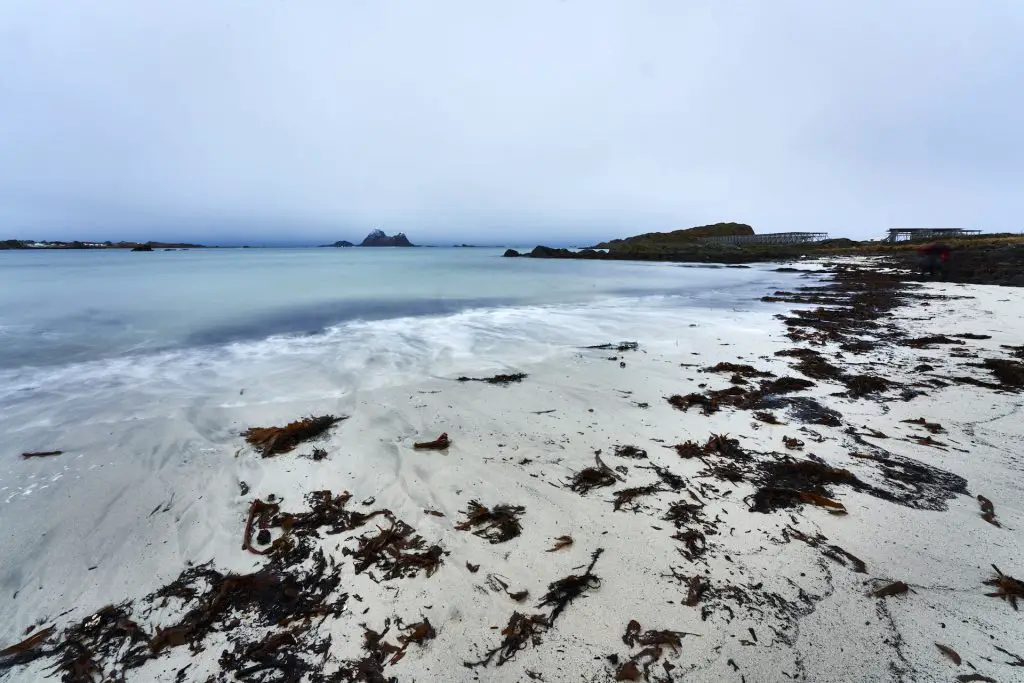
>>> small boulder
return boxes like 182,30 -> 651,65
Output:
503,248 -> 521,257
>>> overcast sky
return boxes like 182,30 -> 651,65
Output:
1,1 -> 1021,245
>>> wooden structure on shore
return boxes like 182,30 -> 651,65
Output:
883,228 -> 982,243
700,232 -> 828,246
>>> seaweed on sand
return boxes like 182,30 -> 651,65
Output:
701,362 -> 774,378
843,374 -> 891,397
538,548 -> 605,624
242,415 -> 346,457
674,441 -> 703,459
568,454 -> 621,494
872,581 -> 910,598
984,565 -> 1024,610
667,386 -> 752,415
617,619 -> 698,681
275,490 -> 390,537
979,358 -> 1024,389
455,501 -> 526,543
546,535 -> 573,552
784,527 -> 867,574
791,354 -> 846,381
761,377 -> 815,394
904,335 -> 966,348
464,612 -> 549,668
49,604 -> 150,682
466,548 -> 605,669
344,520 -> 444,581
612,485 -> 662,512
901,417 -> 944,434
21,450 -> 63,459
977,495 -> 1000,527
0,625 -> 56,669
587,342 -> 639,352
613,445 -> 648,459
662,500 -> 704,528
243,491 -> 390,555
457,373 -> 527,386
749,458 -> 859,514
754,411 -> 781,424
413,433 -> 451,450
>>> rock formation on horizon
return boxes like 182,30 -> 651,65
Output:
321,240 -> 355,247
359,230 -> 414,247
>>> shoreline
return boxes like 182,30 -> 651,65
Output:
2,258 -> 1023,682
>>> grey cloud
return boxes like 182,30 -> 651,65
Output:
1,0 -> 1022,244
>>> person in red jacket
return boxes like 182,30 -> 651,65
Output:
916,242 -> 951,279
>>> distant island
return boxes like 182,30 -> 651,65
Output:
320,230 -> 415,248
1,239 -> 204,250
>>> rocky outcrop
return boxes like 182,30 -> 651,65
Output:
360,230 -> 414,247
321,240 -> 354,248
502,249 -> 521,257
529,245 -> 574,258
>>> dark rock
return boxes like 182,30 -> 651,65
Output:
503,249 -> 521,257
529,245 -> 574,258
359,230 -> 414,247
256,529 -> 271,545
131,245 -> 153,252
321,240 -> 354,248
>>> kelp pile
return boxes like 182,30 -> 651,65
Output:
242,415 -> 346,457
455,501 -> 526,543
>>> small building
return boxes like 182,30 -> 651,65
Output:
883,228 -> 982,243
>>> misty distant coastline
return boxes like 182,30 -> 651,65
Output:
1,239 -> 205,250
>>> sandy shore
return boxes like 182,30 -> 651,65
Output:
3,260 -> 1023,682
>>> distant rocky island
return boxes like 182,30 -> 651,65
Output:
1,239 -> 204,250
320,230 -> 415,248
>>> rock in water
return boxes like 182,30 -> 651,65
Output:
503,249 -> 521,257
529,245 -> 573,258
360,230 -> 414,247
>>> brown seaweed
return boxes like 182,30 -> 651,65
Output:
344,520 -> 443,581
464,612 -> 549,668
984,564 -> 1024,610
569,454 -> 621,494
0,625 -> 56,668
546,536 -> 573,552
901,417 -> 945,434
242,415 -> 345,456
936,643 -> 962,666
413,432 -> 451,450
613,445 -> 648,459
674,441 -> 703,459
612,485 -> 662,512
761,376 -> 815,394
702,362 -> 774,378
844,374 -> 891,397
537,548 -> 604,624
980,357 -> 1024,389
873,581 -> 909,597
977,495 -> 1000,527
455,501 -> 525,543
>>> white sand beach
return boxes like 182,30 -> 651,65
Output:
2,264 -> 1023,683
